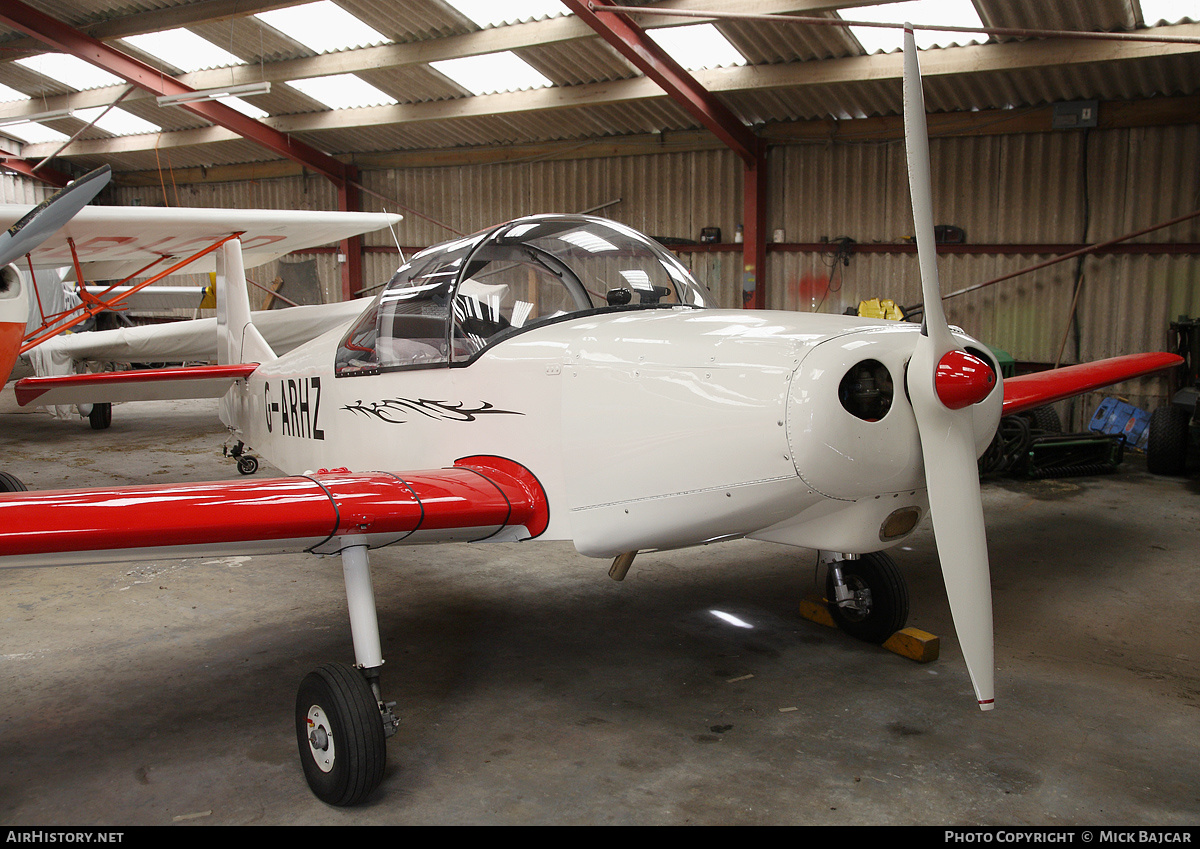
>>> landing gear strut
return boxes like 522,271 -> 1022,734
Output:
295,541 -> 398,806
822,551 -> 910,644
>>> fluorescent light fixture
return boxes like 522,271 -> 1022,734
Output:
0,108 -> 74,127
74,106 -> 160,136
647,23 -> 748,70
430,51 -> 553,95
0,122 -> 70,144
443,0 -> 569,28
255,1 -> 390,53
845,1 -> 985,52
122,29 -> 245,72
15,54 -> 123,90
286,74 -> 397,109
157,81 -> 272,107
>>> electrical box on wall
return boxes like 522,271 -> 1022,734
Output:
1052,100 -> 1099,129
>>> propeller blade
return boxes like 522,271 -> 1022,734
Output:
0,165 -> 111,269
902,26 -> 995,710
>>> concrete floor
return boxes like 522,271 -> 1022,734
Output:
0,391 -> 1197,826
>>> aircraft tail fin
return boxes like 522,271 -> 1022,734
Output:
217,238 -> 275,365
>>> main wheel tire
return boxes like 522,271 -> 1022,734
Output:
0,472 -> 27,492
295,662 -> 387,807
825,552 -> 909,645
88,402 -> 112,430
1147,404 -> 1190,476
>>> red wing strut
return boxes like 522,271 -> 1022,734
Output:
0,456 -> 549,568
1002,353 -> 1183,418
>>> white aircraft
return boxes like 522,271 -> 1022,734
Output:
0,167 -> 401,434
0,33 -> 1183,806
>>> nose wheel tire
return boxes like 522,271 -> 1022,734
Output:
295,662 -> 387,806
825,552 -> 910,645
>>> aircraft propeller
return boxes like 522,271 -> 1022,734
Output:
901,27 -> 996,710
0,165 -> 112,270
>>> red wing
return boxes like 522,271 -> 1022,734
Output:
14,363 -> 259,407
1002,352 -> 1182,417
0,456 -> 548,568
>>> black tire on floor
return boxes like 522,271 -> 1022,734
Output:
296,662 -> 387,807
825,552 -> 910,645
0,471 -> 27,492
1147,404 -> 1190,476
89,402 -> 112,430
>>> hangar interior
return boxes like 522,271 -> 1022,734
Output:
0,0 -> 1197,826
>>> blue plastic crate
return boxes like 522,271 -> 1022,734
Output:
1089,397 -> 1152,450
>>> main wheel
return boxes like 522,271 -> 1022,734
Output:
825,552 -> 909,644
1147,404 -> 1190,476
0,472 -> 27,492
295,662 -> 387,806
88,402 -> 112,430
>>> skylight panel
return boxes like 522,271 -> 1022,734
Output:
222,97 -> 270,119
255,1 -> 390,53
430,51 -> 553,95
843,1 -> 985,52
1140,0 -> 1195,24
0,83 -> 29,102
1,122 -> 70,144
287,74 -> 398,109
121,29 -> 245,73
15,54 -> 123,90
647,23 -> 748,70
74,106 -> 161,136
443,0 -> 569,28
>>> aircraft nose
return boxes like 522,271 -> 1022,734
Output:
934,350 -> 996,410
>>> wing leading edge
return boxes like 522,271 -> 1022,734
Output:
1001,352 -> 1183,417
0,456 -> 549,569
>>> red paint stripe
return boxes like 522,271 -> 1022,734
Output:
14,363 -> 259,406
1002,352 -> 1183,417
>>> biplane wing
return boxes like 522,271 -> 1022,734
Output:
0,204 -> 404,281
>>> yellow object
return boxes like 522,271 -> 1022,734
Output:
857,298 -> 905,321
800,592 -> 940,663
199,272 -> 217,309
882,627 -> 940,663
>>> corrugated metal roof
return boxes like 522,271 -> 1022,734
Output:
0,1 -> 1196,176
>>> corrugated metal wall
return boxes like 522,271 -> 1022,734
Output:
106,123 -> 1199,414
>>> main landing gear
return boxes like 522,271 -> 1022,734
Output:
821,550 -> 910,644
295,541 -> 398,806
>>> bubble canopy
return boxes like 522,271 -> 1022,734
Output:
335,215 -> 709,376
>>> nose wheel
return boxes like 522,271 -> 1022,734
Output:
824,551 -> 910,645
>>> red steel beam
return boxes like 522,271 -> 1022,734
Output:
0,0 -> 352,187
0,156 -> 71,188
562,0 -> 770,308
562,0 -> 760,166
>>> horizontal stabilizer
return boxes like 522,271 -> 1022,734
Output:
0,457 -> 549,568
1002,352 -> 1183,417
14,363 -> 259,407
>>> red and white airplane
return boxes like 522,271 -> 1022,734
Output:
0,33 -> 1183,806
0,168 -> 401,432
